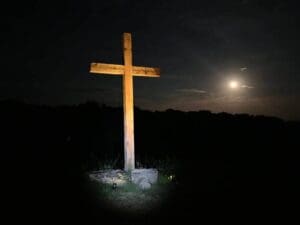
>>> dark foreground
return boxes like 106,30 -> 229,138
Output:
1,100 -> 300,224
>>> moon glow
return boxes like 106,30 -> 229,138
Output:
229,80 -> 239,89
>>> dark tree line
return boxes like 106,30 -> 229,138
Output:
1,99 -> 299,224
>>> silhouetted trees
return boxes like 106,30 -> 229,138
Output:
1,99 -> 299,224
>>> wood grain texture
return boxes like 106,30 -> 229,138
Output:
123,33 -> 135,171
90,63 -> 160,77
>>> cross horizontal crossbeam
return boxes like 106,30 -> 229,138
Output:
90,63 -> 160,77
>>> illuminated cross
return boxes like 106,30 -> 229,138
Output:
90,33 -> 160,171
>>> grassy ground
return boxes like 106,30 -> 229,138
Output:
89,171 -> 176,214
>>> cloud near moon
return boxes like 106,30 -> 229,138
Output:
177,89 -> 207,94
241,85 -> 254,89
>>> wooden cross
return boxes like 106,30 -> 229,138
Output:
90,33 -> 160,171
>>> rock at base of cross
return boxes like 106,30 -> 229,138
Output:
131,169 -> 158,190
89,168 -> 158,190
89,169 -> 129,186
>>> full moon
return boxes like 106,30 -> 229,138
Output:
229,80 -> 239,89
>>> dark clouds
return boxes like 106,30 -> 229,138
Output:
2,0 -> 300,119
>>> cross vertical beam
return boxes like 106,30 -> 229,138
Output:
123,33 -> 135,171
89,33 -> 160,171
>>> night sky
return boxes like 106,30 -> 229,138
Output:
2,0 -> 300,120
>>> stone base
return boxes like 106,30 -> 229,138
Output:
89,169 -> 129,186
131,169 -> 158,190
89,168 -> 158,190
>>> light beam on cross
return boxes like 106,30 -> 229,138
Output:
90,33 -> 160,171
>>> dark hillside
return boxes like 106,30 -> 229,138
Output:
1,100 -> 299,224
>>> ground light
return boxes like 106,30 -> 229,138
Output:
88,169 -> 176,214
